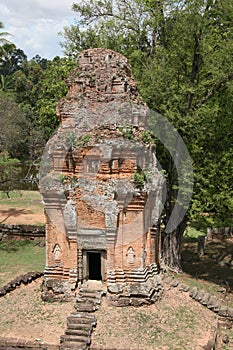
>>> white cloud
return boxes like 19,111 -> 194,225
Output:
0,0 -> 76,59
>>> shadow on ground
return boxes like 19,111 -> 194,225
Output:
0,208 -> 29,224
0,240 -> 32,252
182,236 -> 233,290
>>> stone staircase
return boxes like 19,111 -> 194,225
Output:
60,288 -> 105,350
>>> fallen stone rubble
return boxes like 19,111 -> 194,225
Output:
163,275 -> 233,349
0,336 -> 58,350
0,271 -> 44,297
163,275 -> 233,319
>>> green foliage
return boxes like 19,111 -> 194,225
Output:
134,167 -> 147,188
76,134 -> 91,146
119,124 -> 135,140
57,174 -> 69,184
65,133 -> 91,147
0,3 -> 232,268
65,131 -> 77,146
140,130 -> 154,144
0,21 -> 12,57
0,46 -> 76,189
0,93 -> 29,159
0,74 -> 14,92
0,152 -> 21,196
35,56 -> 76,138
62,0 -> 233,268
0,44 -> 27,77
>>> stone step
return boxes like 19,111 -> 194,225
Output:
78,290 -> 104,298
67,322 -> 93,330
60,287 -> 103,350
70,312 -> 96,320
76,302 -> 97,312
67,312 -> 96,324
65,328 -> 91,337
76,296 -> 101,305
67,317 -> 96,326
60,334 -> 91,344
79,288 -> 104,294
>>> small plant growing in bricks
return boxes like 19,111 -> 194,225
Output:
134,167 -> 147,188
140,130 -> 154,144
75,134 -> 91,146
119,124 -> 135,140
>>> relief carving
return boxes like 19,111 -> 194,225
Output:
53,243 -> 61,262
126,247 -> 135,264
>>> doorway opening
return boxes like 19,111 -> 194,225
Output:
88,252 -> 102,280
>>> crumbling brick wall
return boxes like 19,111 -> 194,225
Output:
40,48 -> 164,302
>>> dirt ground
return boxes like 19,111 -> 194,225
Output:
0,278 -> 74,345
91,287 -> 216,350
0,197 -> 232,348
0,205 -> 45,225
0,278 -> 216,349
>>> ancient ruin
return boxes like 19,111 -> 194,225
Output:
39,48 -> 164,305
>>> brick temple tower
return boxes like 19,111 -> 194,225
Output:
40,48 -> 164,304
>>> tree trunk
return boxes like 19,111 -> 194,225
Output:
161,217 -> 187,272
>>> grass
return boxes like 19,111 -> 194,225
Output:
0,240 -> 45,287
0,190 -> 43,210
184,225 -> 206,238
0,190 -> 46,286
0,190 -> 45,225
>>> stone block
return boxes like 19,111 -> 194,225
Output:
135,297 -> 151,306
171,280 -> 179,288
218,305 -> 228,317
189,287 -> 198,299
179,284 -> 190,292
207,296 -> 218,310
0,288 -> 6,296
200,293 -> 211,306
227,307 -> 233,318
213,300 -> 221,312
194,289 -> 205,302
117,297 -> 131,307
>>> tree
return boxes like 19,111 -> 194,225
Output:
61,0 -> 233,271
0,21 -> 11,46
35,56 -> 76,138
7,56 -> 76,185
0,92 -> 29,159
0,44 -> 27,76
13,58 -> 44,106
0,21 -> 13,58
140,0 -> 233,270
0,152 -> 21,197
0,74 -> 13,92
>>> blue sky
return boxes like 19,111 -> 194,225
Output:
0,0 -> 76,59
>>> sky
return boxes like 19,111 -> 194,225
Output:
0,0 -> 76,59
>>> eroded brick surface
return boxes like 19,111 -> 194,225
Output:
40,48 -> 164,303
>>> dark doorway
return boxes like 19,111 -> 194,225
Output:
88,252 -> 102,280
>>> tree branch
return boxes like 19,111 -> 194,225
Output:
192,73 -> 233,112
